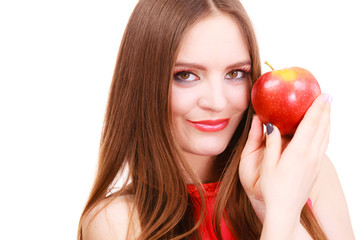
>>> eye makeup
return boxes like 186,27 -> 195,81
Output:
173,68 -> 200,84
172,62 -> 251,84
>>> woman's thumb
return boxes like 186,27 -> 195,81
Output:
263,123 -> 282,168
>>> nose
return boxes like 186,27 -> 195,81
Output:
198,78 -> 227,112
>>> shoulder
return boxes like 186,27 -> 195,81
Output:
310,155 -> 347,205
310,155 -> 336,202
81,195 -> 140,240
310,155 -> 355,239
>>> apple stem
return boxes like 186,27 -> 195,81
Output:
265,61 -> 275,71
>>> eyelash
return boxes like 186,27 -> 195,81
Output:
225,69 -> 249,82
173,68 -> 250,84
173,69 -> 199,84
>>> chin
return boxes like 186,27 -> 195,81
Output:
191,141 -> 229,157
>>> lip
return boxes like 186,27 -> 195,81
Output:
187,118 -> 230,132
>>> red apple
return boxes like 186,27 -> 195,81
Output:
251,62 -> 321,135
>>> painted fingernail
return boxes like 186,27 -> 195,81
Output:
323,94 -> 333,104
266,123 -> 274,135
328,95 -> 333,104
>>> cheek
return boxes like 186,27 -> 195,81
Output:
171,85 -> 197,116
226,83 -> 251,112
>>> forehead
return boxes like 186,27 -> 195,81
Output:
176,13 -> 250,66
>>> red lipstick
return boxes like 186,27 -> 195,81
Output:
188,118 -> 230,132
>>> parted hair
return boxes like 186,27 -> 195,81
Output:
78,0 -> 327,239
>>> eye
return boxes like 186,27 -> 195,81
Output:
173,71 -> 199,83
225,70 -> 246,81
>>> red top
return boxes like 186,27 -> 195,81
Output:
187,182 -> 313,240
187,182 -> 235,240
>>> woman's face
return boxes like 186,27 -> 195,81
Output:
171,13 -> 251,161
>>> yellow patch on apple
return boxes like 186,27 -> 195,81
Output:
272,69 -> 297,82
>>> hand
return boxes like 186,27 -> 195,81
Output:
239,93 -> 331,223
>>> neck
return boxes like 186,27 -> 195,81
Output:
182,152 -> 220,184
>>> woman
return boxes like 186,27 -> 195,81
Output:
78,0 -> 355,239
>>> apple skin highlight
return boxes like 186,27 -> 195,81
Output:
251,67 -> 321,136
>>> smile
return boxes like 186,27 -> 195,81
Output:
188,118 -> 230,132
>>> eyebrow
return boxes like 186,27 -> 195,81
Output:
174,60 -> 252,71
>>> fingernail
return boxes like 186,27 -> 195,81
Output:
266,123 -> 274,135
328,95 -> 333,104
323,94 -> 333,104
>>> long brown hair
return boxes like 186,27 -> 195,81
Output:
78,0 -> 327,239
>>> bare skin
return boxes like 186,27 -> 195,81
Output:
82,13 -> 355,240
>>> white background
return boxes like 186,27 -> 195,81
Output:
0,0 -> 359,239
